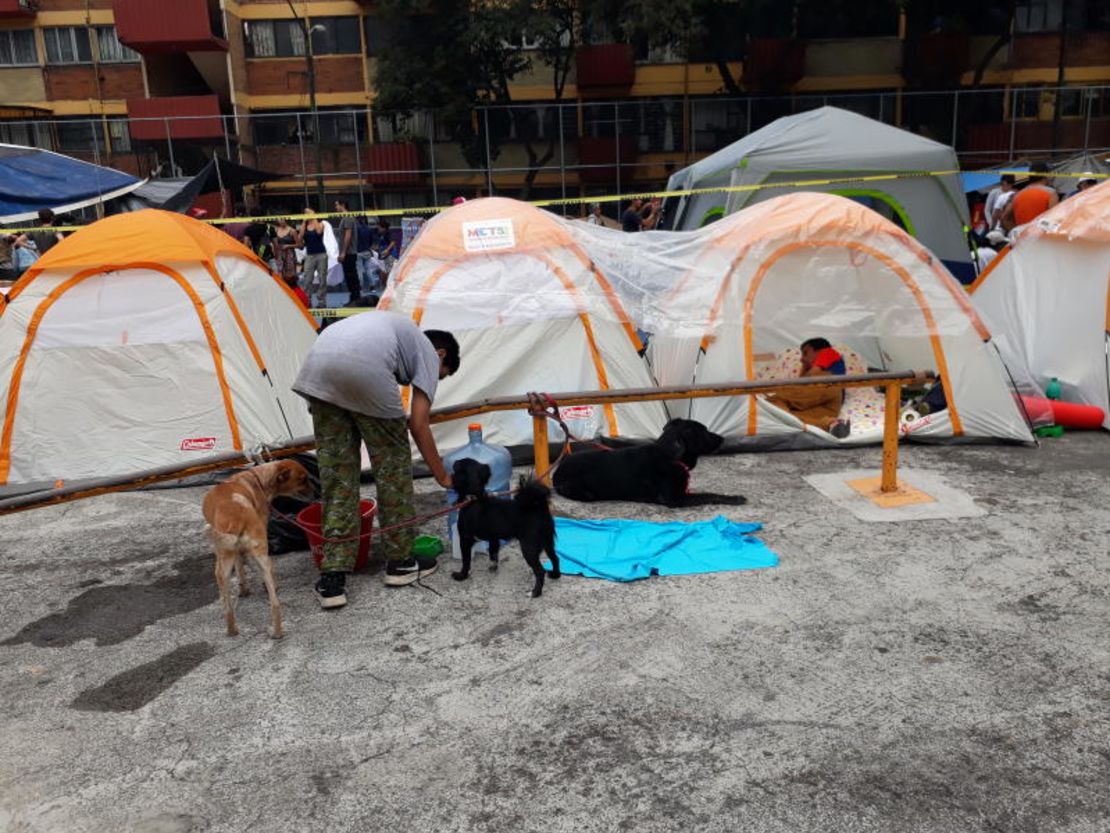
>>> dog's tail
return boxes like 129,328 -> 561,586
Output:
513,476 -> 551,511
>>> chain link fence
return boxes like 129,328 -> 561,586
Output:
2,85 -> 1107,215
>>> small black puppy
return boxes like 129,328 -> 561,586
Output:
451,458 -> 560,598
553,418 -> 747,507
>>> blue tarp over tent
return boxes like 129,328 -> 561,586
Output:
961,165 -> 1028,193
0,144 -> 142,223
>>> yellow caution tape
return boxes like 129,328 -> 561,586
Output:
3,168 -> 1105,235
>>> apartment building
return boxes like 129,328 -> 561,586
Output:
0,0 -> 1107,212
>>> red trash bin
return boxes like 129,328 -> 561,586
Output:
297,499 -> 376,571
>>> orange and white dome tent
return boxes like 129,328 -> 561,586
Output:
970,180 -> 1110,427
380,197 -> 668,448
638,192 -> 1035,447
0,210 -> 318,493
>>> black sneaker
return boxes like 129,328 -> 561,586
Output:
315,571 -> 348,609
384,555 -> 438,587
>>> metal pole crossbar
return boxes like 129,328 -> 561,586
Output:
0,372 -> 933,516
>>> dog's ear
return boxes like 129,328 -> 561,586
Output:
478,463 -> 491,486
275,465 -> 291,485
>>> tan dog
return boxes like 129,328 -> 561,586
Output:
202,460 -> 314,639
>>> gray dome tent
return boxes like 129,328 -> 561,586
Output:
663,107 -> 974,283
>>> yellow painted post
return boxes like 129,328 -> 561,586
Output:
533,413 -> 551,486
881,382 -> 902,493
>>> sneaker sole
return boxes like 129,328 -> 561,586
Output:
318,594 -> 347,609
383,563 -> 438,587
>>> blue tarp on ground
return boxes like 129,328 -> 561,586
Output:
547,515 -> 778,582
0,144 -> 141,222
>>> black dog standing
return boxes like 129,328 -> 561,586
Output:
451,459 -> 560,598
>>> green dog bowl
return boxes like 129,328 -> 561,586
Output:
412,535 -> 444,558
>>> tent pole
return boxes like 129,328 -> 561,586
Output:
881,382 -> 902,493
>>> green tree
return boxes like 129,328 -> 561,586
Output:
372,0 -> 580,199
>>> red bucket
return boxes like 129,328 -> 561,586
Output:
297,499 -> 376,571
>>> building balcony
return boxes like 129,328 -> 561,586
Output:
743,38 -> 805,92
366,142 -> 422,186
576,45 -> 635,91
0,0 -> 35,18
128,95 -> 226,142
113,0 -> 227,54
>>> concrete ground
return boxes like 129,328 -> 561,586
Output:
1,434 -> 1108,833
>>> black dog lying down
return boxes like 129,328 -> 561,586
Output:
451,458 -> 560,598
553,418 -> 747,508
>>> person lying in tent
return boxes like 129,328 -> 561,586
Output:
765,337 -> 851,438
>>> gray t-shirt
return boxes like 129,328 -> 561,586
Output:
293,311 -> 441,419
338,216 -> 357,254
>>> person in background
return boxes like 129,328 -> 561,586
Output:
765,337 -> 851,438
1002,161 -> 1059,231
585,203 -> 604,225
355,215 -> 378,292
975,229 -> 1008,272
621,198 -> 644,232
1074,174 -> 1098,195
641,197 -> 662,230
984,174 -> 1016,231
221,203 -> 251,243
273,217 -> 299,283
375,218 -> 399,284
28,209 -> 64,257
335,199 -> 360,305
0,233 -> 22,281
297,209 -> 329,309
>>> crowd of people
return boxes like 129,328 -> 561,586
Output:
0,208 -> 71,282
969,160 -> 1098,270
221,200 -> 403,309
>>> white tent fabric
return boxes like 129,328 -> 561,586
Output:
577,192 -> 1035,448
970,180 -> 1110,427
664,107 -> 975,284
379,197 -> 669,450
0,210 -> 318,490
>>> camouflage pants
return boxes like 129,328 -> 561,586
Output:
309,398 -> 415,571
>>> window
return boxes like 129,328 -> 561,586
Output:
364,16 -> 401,57
55,119 -> 102,152
95,27 -> 140,64
244,20 -> 305,58
0,121 -> 52,149
1014,0 -> 1086,32
310,17 -> 361,55
252,109 -> 367,146
244,17 -> 359,57
0,29 -> 38,67
108,118 -> 132,152
44,27 -> 93,65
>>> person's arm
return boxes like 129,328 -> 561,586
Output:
1000,199 -> 1016,232
340,225 -> 352,259
409,387 -> 451,488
